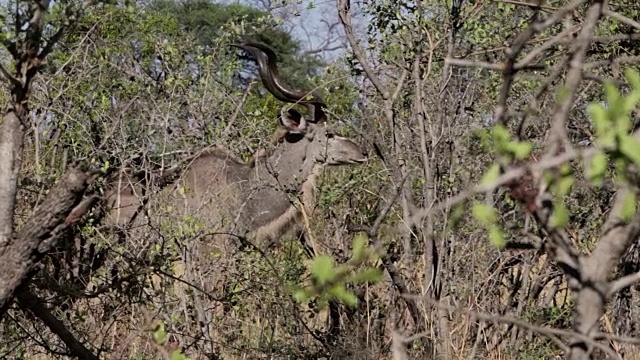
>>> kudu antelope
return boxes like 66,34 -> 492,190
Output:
105,43 -> 368,247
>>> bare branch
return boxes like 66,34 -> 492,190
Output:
591,33 -> 640,43
446,58 -> 506,71
349,172 -> 409,240
38,26 -> 67,61
543,0 -> 604,160
493,0 -> 588,126
410,147 -> 591,225
0,0 -> 98,256
446,58 -> 546,71
300,44 -> 344,57
337,0 -> 390,100
603,8 -> 640,31
609,271 -> 640,297
0,111 -> 25,247
16,288 -> 99,360
406,295 -> 622,359
584,55 -> 640,70
516,25 -> 580,68
2,39 -> 19,59
39,0 -> 97,61
347,173 -> 419,327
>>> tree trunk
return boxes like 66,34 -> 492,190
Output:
0,110 -> 25,248
0,167 -> 94,318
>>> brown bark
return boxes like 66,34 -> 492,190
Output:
0,167 -> 95,318
568,188 -> 640,359
0,110 -> 26,248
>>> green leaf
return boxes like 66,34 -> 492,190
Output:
472,203 -> 497,226
588,103 -> 609,137
293,289 -> 310,303
615,158 -> 629,181
615,113 -> 632,134
352,233 -> 368,261
555,176 -> 574,196
488,225 -> 505,249
101,160 -> 111,172
621,192 -> 636,223
330,286 -> 358,307
626,68 -> 640,91
491,125 -> 511,148
619,135 -> 640,167
604,82 -> 621,109
512,141 -> 533,160
170,350 -> 190,360
481,164 -> 501,185
543,170 -> 555,185
349,268 -> 383,283
312,255 -> 336,285
447,203 -> 466,230
550,203 -> 569,228
624,91 -> 640,115
152,322 -> 167,344
587,152 -> 608,185
559,164 -> 572,176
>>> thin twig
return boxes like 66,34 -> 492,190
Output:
583,55 -> 640,69
16,288 -> 99,360
516,25 -> 580,68
337,0 -> 390,100
544,0 -> 603,159
493,0 -> 588,126
446,58 -> 547,71
411,147 -> 590,225
403,295 -> 621,359
603,8 -> 640,31
608,270 -> 640,297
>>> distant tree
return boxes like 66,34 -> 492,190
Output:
149,0 -> 325,89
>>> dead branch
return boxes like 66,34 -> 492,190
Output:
609,271 -> 640,297
347,173 -> 422,327
337,0 -> 390,100
603,8 -> 640,31
493,0 -> 587,126
403,294 -> 622,359
16,288 -> 99,360
410,147 -> 592,225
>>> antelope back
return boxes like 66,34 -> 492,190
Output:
104,172 -> 146,227
166,148 -> 254,237
168,118 -> 367,243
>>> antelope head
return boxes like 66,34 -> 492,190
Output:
233,42 -> 368,168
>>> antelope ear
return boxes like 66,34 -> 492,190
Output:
279,108 -> 307,134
